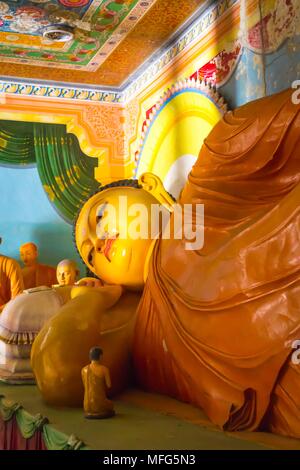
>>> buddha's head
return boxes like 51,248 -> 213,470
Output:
75,173 -> 174,290
56,259 -> 79,286
20,242 -> 38,267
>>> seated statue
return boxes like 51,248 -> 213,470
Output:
20,242 -> 57,289
32,89 -> 300,439
0,237 -> 24,312
82,347 -> 115,419
0,258 -> 80,382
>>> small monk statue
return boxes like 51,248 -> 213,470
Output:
81,347 -> 115,419
56,259 -> 79,286
20,242 -> 57,289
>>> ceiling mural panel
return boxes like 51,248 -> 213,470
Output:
0,0 -> 155,71
0,0 -> 205,85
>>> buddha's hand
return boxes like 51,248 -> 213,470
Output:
76,277 -> 104,288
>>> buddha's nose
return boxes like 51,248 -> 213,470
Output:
95,239 -> 106,253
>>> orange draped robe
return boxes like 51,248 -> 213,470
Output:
133,89 -> 300,438
22,264 -> 57,289
0,255 -> 24,310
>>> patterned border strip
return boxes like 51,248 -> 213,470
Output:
0,80 -> 122,103
0,0 -> 237,103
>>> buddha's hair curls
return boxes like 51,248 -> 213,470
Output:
92,179 -> 141,194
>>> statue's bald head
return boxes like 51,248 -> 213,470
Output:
56,259 -> 79,286
20,242 -> 38,266
57,259 -> 77,270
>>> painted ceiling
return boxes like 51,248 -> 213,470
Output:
0,0 -> 205,86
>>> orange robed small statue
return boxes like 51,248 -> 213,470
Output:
81,347 -> 115,419
20,242 -> 57,289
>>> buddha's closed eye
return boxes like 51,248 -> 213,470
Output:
88,247 -> 95,267
96,202 -> 108,224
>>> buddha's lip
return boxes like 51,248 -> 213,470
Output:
103,234 -> 119,261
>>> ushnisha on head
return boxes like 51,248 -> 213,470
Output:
20,242 -> 38,267
56,259 -> 79,286
89,346 -> 103,363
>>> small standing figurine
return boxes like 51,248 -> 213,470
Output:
81,347 -> 115,419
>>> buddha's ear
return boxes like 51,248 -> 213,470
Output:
138,172 -> 174,212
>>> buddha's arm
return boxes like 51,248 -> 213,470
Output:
70,284 -> 123,307
31,288 -> 140,406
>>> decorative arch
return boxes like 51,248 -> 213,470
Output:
0,94 -> 126,184
134,78 -> 227,198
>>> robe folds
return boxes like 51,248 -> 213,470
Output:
0,255 -> 24,310
133,89 -> 300,437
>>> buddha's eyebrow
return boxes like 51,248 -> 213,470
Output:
96,202 -> 108,221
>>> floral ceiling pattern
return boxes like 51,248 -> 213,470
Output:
0,0 -> 155,70
0,0 -> 204,85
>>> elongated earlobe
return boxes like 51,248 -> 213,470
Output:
138,173 -> 175,212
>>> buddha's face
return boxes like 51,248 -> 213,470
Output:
20,245 -> 38,267
56,263 -> 77,286
76,184 -> 166,290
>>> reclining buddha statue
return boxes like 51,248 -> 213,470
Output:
32,88 -> 300,438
